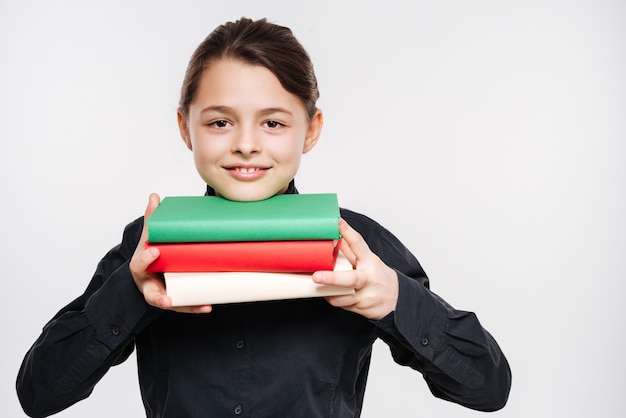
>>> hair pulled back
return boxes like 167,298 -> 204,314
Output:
178,17 -> 319,120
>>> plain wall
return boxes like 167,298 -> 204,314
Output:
1,0 -> 625,417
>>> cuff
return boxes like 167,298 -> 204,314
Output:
379,270 -> 449,362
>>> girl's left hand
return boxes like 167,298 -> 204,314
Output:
312,218 -> 399,320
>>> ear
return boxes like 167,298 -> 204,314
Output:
302,109 -> 323,154
177,110 -> 193,151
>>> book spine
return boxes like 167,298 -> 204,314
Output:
146,240 -> 339,273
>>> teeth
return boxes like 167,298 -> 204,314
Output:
237,167 -> 259,173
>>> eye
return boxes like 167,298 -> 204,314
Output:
264,120 -> 285,129
208,119 -> 231,128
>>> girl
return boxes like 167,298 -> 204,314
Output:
17,17 -> 511,417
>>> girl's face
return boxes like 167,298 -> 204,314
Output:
178,59 -> 322,201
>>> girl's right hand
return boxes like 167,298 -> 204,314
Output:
129,193 -> 213,314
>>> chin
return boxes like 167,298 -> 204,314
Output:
214,185 -> 285,202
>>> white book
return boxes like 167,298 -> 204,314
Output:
164,253 -> 355,306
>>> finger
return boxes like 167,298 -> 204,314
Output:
336,220 -> 356,266
170,304 -> 213,314
338,218 -> 371,261
142,275 -> 213,314
141,276 -> 171,309
325,293 -> 359,308
338,238 -> 356,266
140,245 -> 161,271
313,269 -> 365,290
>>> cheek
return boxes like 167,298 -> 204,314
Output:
190,138 -> 221,162
274,146 -> 303,171
270,135 -> 307,161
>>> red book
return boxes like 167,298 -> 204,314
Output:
146,240 -> 339,273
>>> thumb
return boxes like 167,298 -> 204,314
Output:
145,193 -> 161,220
141,193 -> 161,240
338,218 -> 370,262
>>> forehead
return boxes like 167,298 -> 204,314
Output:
192,59 -> 305,113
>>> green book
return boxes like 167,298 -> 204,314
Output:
147,193 -> 341,243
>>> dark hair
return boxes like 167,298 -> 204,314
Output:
178,17 -> 319,120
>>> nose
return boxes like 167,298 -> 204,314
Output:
232,125 -> 261,157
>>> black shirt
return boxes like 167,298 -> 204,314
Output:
17,184 -> 511,417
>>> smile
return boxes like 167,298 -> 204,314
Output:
234,167 -> 263,173
225,166 -> 270,180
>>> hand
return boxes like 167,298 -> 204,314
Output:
129,193 -> 213,314
313,218 -> 399,320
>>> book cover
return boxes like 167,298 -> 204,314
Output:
146,240 -> 339,273
164,252 -> 354,306
147,193 -> 341,243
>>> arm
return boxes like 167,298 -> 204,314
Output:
314,212 -> 511,411
376,272 -> 511,411
16,216 -> 162,418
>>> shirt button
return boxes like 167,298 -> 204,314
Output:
420,336 -> 429,346
233,404 -> 243,415
111,327 -> 120,336
235,340 -> 245,349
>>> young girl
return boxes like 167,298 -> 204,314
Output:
17,17 -> 511,417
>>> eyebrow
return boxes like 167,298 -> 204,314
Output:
200,105 -> 294,118
200,105 -> 233,116
257,107 -> 293,118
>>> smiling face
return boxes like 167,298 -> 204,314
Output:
178,59 -> 322,201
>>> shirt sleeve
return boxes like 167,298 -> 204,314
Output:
375,273 -> 511,411
344,211 -> 512,411
16,217 -> 163,418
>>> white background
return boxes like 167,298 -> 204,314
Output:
1,1 -> 625,417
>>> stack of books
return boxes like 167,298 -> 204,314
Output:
146,193 -> 355,306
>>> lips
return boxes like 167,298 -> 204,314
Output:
224,165 -> 270,180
